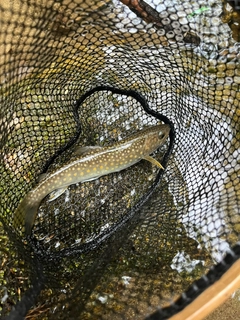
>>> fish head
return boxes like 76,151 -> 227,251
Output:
142,124 -> 170,155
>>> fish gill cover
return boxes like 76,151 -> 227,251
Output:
0,0 -> 239,319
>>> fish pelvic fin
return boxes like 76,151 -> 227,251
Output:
48,187 -> 68,202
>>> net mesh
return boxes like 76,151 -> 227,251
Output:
0,0 -> 240,319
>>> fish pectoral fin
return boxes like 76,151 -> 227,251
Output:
73,146 -> 103,157
142,155 -> 164,170
48,187 -> 68,202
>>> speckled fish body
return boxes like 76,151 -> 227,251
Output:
13,124 -> 170,234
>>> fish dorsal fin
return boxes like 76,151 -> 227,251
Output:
142,155 -> 164,170
37,173 -> 48,182
73,146 -> 103,157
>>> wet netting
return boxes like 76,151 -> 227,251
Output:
0,0 -> 240,319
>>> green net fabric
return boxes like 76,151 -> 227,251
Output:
0,0 -> 239,319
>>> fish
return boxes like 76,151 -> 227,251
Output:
13,124 -> 170,235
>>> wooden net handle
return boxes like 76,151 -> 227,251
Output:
169,259 -> 240,320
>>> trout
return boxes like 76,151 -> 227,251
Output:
13,124 -> 170,234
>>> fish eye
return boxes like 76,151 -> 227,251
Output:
158,131 -> 165,139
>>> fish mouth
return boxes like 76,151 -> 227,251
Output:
161,124 -> 171,134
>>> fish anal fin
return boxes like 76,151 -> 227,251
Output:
82,175 -> 101,183
142,155 -> 164,170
